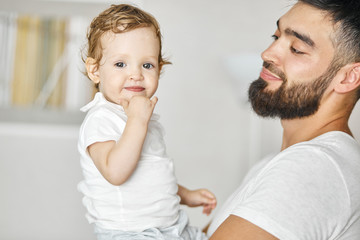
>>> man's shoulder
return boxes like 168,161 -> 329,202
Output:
280,131 -> 360,161
264,131 -> 360,186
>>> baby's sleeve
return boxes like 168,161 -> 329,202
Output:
231,147 -> 350,240
82,108 -> 125,149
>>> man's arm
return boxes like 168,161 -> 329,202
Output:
209,215 -> 278,240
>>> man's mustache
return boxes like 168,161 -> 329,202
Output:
263,61 -> 287,81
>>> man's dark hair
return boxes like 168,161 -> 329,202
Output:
299,0 -> 360,99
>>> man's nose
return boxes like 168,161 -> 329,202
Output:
261,40 -> 283,66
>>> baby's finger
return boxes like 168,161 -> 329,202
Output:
151,96 -> 158,108
196,194 -> 214,205
119,98 -> 129,110
202,194 -> 217,207
203,205 -> 212,215
201,189 -> 216,199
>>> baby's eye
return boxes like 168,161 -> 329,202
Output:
143,63 -> 154,69
115,62 -> 126,68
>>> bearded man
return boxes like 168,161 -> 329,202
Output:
208,0 -> 360,239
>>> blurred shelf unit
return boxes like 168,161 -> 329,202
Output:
0,2 -> 95,113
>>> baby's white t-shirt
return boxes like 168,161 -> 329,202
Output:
208,131 -> 360,239
77,92 -> 180,232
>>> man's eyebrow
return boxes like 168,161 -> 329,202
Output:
276,19 -> 315,48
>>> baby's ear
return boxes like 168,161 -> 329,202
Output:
334,63 -> 360,94
86,57 -> 100,84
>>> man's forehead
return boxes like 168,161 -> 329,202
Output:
280,2 -> 333,27
277,3 -> 336,46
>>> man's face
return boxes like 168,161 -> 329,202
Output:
249,2 -> 338,119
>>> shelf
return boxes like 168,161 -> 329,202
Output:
0,107 -> 85,125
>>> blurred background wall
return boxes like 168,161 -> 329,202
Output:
0,0 -> 359,239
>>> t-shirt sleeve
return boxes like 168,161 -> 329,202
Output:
231,146 -> 350,240
82,108 -> 126,149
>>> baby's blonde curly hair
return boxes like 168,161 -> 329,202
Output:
83,4 -> 171,88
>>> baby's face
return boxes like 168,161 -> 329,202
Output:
92,27 -> 160,105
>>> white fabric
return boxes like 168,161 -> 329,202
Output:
77,92 -> 180,232
208,131 -> 360,239
94,209 -> 207,240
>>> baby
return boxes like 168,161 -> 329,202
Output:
77,4 -> 216,240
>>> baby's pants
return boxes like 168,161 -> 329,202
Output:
94,210 -> 208,240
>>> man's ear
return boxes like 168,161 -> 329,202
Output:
85,57 -> 100,84
334,63 -> 360,94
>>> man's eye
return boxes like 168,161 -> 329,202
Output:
271,35 -> 279,41
143,63 -> 153,69
115,62 -> 126,68
291,47 -> 304,55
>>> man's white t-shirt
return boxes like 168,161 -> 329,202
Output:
208,131 -> 360,239
77,92 -> 180,232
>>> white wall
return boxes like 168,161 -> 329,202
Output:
0,122 -> 95,240
143,0 -> 290,227
1,0 -> 360,239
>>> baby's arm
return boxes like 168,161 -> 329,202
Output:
177,184 -> 217,215
88,96 -> 158,186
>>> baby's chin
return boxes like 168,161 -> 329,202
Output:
102,94 -> 127,106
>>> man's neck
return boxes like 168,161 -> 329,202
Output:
280,111 -> 352,150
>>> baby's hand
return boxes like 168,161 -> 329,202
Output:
183,188 -> 217,216
120,96 -> 158,123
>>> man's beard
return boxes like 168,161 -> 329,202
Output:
248,61 -> 339,120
